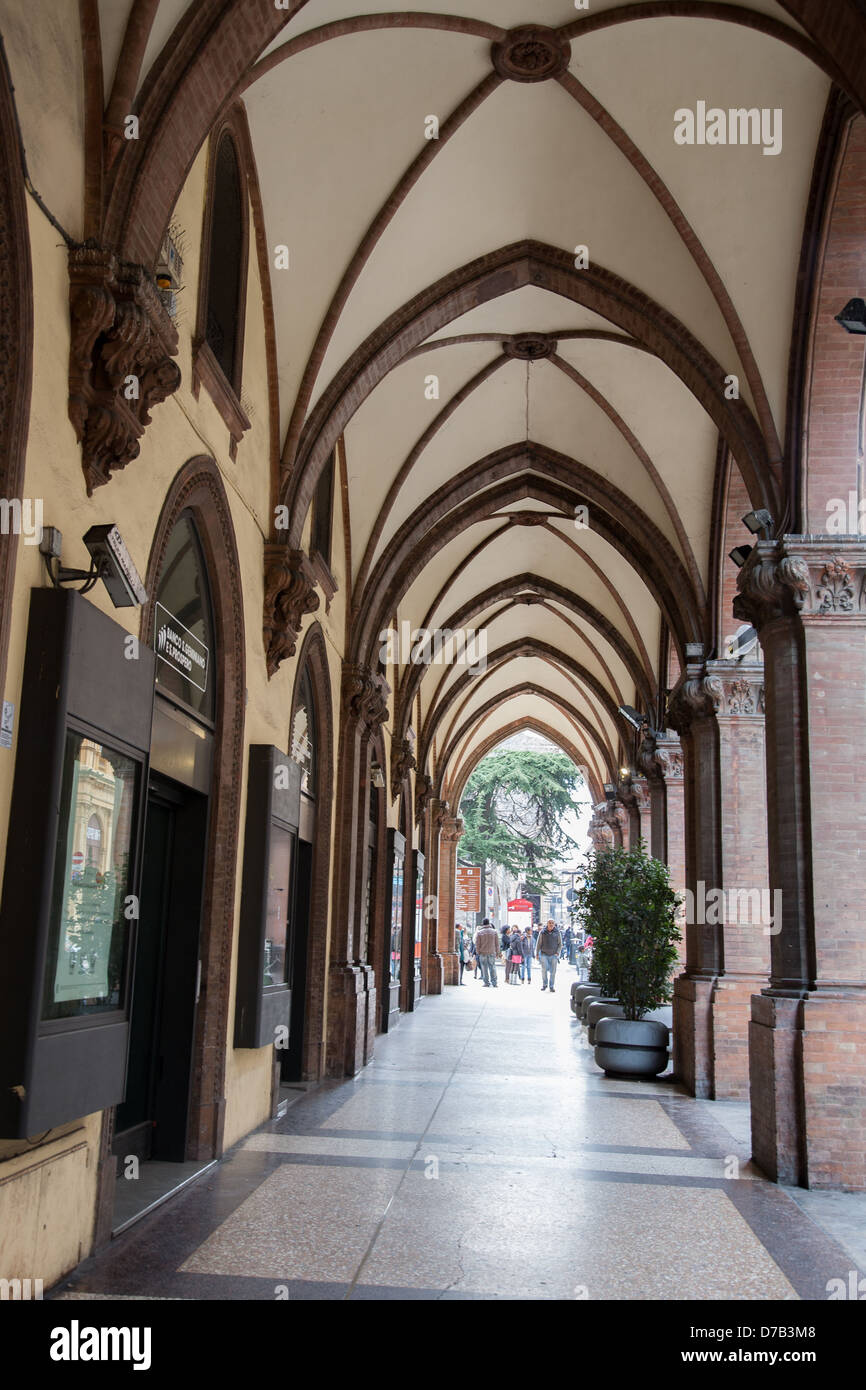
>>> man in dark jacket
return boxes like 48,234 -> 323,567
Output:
536,919 -> 563,992
474,919 -> 499,988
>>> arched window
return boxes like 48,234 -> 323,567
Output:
205,134 -> 244,386
194,117 -> 251,459
153,512 -> 216,725
290,667 -> 317,798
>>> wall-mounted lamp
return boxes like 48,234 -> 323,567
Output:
619,766 -> 631,779
603,783 -> 617,802
742,509 -> 774,535
40,524 -> 147,607
618,705 -> 646,731
835,298 -> 866,335
729,544 -> 753,569
370,762 -> 385,789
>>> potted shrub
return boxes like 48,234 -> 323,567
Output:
577,843 -> 681,1076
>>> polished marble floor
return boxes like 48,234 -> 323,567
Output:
53,965 -> 866,1301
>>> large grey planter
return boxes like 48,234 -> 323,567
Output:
594,1017 -> 670,1077
571,983 -> 602,1016
578,989 -> 606,1023
586,999 -> 624,1044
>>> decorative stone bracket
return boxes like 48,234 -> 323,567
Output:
68,241 -> 180,494
638,730 -> 684,783
263,544 -> 319,678
341,662 -> 390,735
415,773 -> 433,824
735,539 -> 866,630
391,737 -> 417,801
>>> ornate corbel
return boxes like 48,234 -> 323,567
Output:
415,773 -> 433,824
263,545 -> 320,678
68,242 -> 181,494
342,662 -> 390,735
667,666 -> 723,737
733,542 -> 810,630
390,737 -> 417,801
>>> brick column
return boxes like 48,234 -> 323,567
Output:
735,539 -> 866,1188
326,663 -> 388,1077
425,798 -> 445,995
436,813 -> 463,985
638,733 -> 667,862
705,660 -> 771,1100
652,734 -> 686,961
668,656 -> 724,1099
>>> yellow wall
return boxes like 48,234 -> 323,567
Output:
0,6 -> 358,1279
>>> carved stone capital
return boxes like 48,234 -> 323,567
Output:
341,662 -> 390,734
667,665 -> 723,735
263,545 -> 320,678
391,737 -> 417,800
439,814 -> 464,844
704,660 -> 765,716
653,734 -> 684,783
732,540 -> 815,629
68,241 -> 180,494
434,800 -> 450,830
415,773 -> 433,824
632,777 -> 651,813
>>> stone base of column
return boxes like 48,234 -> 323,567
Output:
362,966 -> 377,1066
748,993 -> 805,1186
752,989 -> 866,1190
673,974 -> 717,1098
801,989 -> 866,1189
441,950 -> 459,986
426,952 -> 444,995
326,963 -> 369,1078
710,974 -> 766,1100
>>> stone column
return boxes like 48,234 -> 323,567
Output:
326,663 -> 389,1077
436,813 -> 463,986
705,660 -> 771,1101
735,540 -> 866,1188
668,655 -> 724,1099
425,798 -> 445,995
637,733 -> 667,862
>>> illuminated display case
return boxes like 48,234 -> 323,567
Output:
0,589 -> 153,1137
234,746 -> 301,1049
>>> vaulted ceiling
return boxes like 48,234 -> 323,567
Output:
92,0 -> 842,802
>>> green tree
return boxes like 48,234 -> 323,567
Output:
458,750 -> 586,892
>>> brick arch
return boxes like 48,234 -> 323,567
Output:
288,622 -> 334,1081
393,572 -> 656,745
446,718 -> 604,809
795,106 -> 866,531
352,448 -> 703,666
433,680 -> 615,800
0,48 -> 33,701
287,242 -> 777,547
419,639 -> 624,770
140,454 -> 245,1158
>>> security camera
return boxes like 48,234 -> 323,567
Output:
83,525 -> 148,607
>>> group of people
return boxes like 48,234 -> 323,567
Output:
456,919 -> 588,993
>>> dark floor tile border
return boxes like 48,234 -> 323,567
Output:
52,1272 -> 350,1301
724,1181 -> 866,1301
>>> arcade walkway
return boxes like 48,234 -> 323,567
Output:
53,972 -> 865,1302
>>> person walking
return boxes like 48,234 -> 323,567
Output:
536,918 -> 563,992
456,925 -> 470,984
474,919 -> 500,988
563,925 -> 574,964
519,925 -> 534,983
501,923 -> 513,983
508,925 -> 523,984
